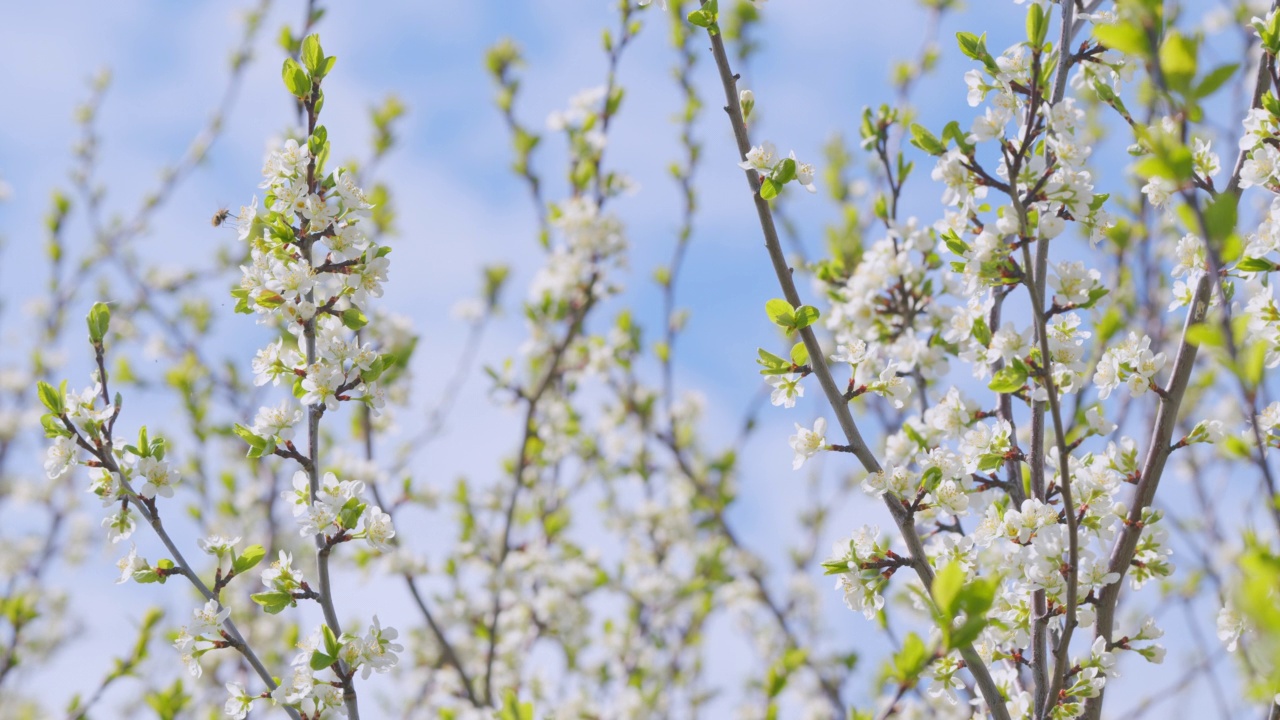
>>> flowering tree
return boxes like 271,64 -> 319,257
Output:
3,0 -> 1280,718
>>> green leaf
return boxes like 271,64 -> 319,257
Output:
790,342 -> 809,366
1092,81 -> 1132,120
1194,63 -> 1239,99
338,496 -> 365,530
949,616 -> 989,649
773,157 -> 797,185
1245,340 -> 1268,388
757,348 -> 790,375
765,299 -> 797,328
943,230 -> 969,256
251,591 -> 294,615
1186,323 -> 1225,348
1134,138 -> 1193,182
971,316 -> 992,346
948,576 -> 999,648
37,380 -> 66,414
1237,257 -> 1278,273
41,414 -> 69,438
300,34 -> 325,75
232,423 -> 270,459
1079,286 -> 1110,310
941,120 -> 973,155
1025,3 -> 1047,47
281,58 -> 312,98
1090,302 -> 1121,345
793,305 -> 820,330
687,7 -> 713,28
954,31 -> 996,72
1203,192 -> 1239,244
903,422 -> 927,448
890,632 -> 932,683
232,545 -> 266,575
1094,22 -> 1150,57
1159,31 -> 1198,94
322,624 -> 341,657
908,123 -> 946,156
760,177 -> 781,200
308,125 -> 328,157
144,679 -> 190,720
87,302 -> 111,344
932,562 -> 965,620
133,567 -> 163,584
988,364 -> 1026,394
341,308 -> 369,331
309,651 -> 337,671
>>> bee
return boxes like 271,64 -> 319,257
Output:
211,207 -> 231,227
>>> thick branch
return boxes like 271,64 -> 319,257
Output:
1085,273 -> 1212,710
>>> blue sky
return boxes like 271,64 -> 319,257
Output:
0,0 -> 1266,717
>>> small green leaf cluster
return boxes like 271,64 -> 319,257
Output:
764,298 -> 819,334
308,625 -> 351,671
686,0 -> 719,34
756,299 -> 819,375
928,562 -> 998,652
282,35 -> 336,101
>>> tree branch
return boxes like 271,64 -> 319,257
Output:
699,15 -> 1011,720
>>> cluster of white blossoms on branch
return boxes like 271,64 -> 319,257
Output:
1092,332 -> 1168,400
36,34 -> 404,720
224,37 -> 402,715
729,3 -> 1239,714
224,616 -> 402,719
1239,93 -> 1280,192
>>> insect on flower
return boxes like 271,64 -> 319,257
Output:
211,206 -> 231,227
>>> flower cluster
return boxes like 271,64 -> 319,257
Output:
1092,332 -> 1168,399
278,470 -> 392,548
34,35 -> 412,720
1239,94 -> 1280,192
173,600 -> 233,678
223,615 -> 402,719
739,140 -> 817,197
822,526 -> 894,619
